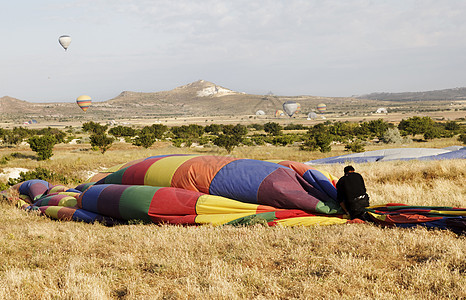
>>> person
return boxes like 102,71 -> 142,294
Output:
336,165 -> 370,220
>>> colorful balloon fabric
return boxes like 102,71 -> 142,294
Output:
1,155 -> 464,233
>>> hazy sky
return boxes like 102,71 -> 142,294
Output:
2,0 -> 466,102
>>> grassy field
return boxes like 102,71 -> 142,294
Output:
0,141 -> 465,299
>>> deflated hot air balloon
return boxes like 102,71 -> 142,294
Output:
275,110 -> 285,117
283,101 -> 299,117
58,35 -> 72,51
317,103 -> 327,114
76,95 -> 92,112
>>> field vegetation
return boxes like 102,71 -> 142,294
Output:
0,116 -> 465,299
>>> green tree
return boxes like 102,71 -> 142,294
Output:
82,121 -> 108,134
132,132 -> 157,148
214,134 -> 240,153
398,116 -> 435,136
109,125 -> 137,137
263,122 -> 282,136
458,133 -> 466,145
28,135 -> 57,160
89,133 -> 114,154
345,140 -> 365,153
301,124 -> 332,153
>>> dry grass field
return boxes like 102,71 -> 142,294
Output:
0,141 -> 465,299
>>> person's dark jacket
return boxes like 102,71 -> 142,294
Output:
336,172 -> 369,218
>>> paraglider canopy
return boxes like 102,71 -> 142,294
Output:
283,101 -> 299,117
58,35 -> 71,51
317,103 -> 326,114
76,95 -> 92,112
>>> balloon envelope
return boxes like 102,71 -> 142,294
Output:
317,103 -> 326,113
307,112 -> 318,120
58,35 -> 71,51
283,101 -> 299,117
76,95 -> 92,112
275,110 -> 285,117
255,110 -> 265,116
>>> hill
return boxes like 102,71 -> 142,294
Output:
1,81 -> 464,122
357,87 -> 466,101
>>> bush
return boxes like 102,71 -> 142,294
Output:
132,133 -> 156,148
264,122 -> 282,136
345,140 -> 365,153
89,133 -> 114,154
109,125 -> 137,137
458,133 -> 466,145
28,135 -> 57,160
214,134 -> 240,153
7,167 -> 75,186
382,128 -> 411,144
82,121 -> 108,134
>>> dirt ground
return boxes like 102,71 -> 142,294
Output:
1,109 -> 464,129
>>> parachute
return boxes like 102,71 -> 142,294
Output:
76,95 -> 92,112
283,101 -> 299,117
317,103 -> 326,114
58,35 -> 72,51
1,155 -> 464,233
275,110 -> 285,117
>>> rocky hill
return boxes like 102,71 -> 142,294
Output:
1,81 -> 463,122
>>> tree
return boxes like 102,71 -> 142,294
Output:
458,133 -> 466,145
264,122 -> 282,136
109,125 -> 136,137
345,140 -> 365,153
89,133 -> 114,154
301,125 -> 332,153
82,121 -> 108,134
214,134 -> 240,153
132,132 -> 157,148
398,116 -> 435,136
28,135 -> 57,160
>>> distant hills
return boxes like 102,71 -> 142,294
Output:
357,87 -> 466,101
1,81 -> 464,120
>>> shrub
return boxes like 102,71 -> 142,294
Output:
382,128 -> 411,144
28,135 -> 57,160
89,133 -> 114,154
7,167 -> 74,186
264,122 -> 282,136
345,140 -> 365,153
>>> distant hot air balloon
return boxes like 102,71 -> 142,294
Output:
255,110 -> 265,116
58,35 -> 72,51
282,101 -> 299,117
275,110 -> 285,117
307,112 -> 318,120
76,95 -> 92,112
317,103 -> 327,114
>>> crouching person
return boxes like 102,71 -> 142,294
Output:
336,165 -> 370,221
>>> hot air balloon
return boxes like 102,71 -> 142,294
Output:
76,95 -> 92,112
282,101 -> 299,117
307,112 -> 318,120
275,110 -> 285,117
317,103 -> 327,114
255,110 -> 266,116
58,35 -> 72,51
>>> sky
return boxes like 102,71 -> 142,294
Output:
1,0 -> 466,102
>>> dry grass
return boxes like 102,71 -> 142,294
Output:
0,142 -> 465,299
